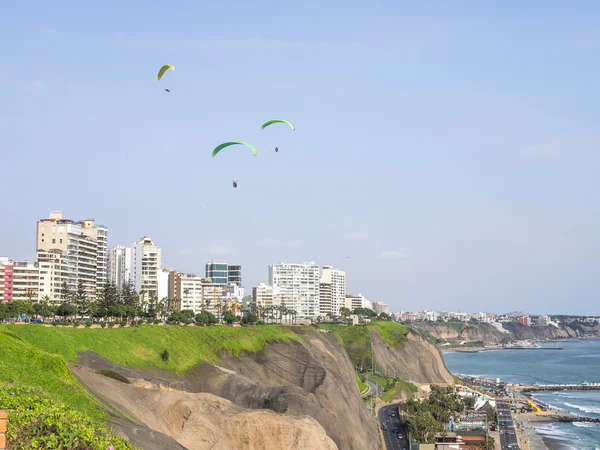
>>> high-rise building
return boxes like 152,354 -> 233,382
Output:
205,262 -> 243,287
0,257 -> 39,302
130,237 -> 162,299
108,245 -> 132,288
269,262 -> 320,318
319,282 -> 332,316
320,265 -> 346,317
36,212 -> 106,299
157,269 -> 169,300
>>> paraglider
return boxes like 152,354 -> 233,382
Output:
164,89 -> 170,93
212,142 -> 258,158
233,181 -> 238,188
275,146 -> 279,152
157,65 -> 174,81
261,120 -> 295,131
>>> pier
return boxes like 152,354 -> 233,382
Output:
520,382 -> 600,392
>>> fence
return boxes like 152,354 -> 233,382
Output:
0,410 -> 6,450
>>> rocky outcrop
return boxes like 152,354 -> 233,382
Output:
412,322 -> 600,345
371,330 -> 454,384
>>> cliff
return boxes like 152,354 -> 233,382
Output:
3,323 -> 455,450
371,330 -> 454,384
73,328 -> 380,450
412,322 -> 600,346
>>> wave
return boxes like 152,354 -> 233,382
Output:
572,422 -> 600,428
564,403 -> 600,414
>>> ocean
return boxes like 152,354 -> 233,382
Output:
444,340 -> 600,450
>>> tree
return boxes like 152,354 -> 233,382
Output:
56,302 -> 77,319
241,313 -> 259,325
195,310 -> 218,325
74,281 -> 91,319
222,307 -> 236,324
352,307 -> 377,317
339,307 -> 352,318
60,281 -> 72,303
97,282 -> 119,319
378,312 -> 392,321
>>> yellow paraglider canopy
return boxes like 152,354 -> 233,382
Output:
157,65 -> 175,81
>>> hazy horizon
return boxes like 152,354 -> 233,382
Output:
2,1 -> 599,315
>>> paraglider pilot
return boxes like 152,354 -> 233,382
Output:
233,181 -> 238,188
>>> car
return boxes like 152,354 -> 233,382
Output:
393,427 -> 398,433
397,434 -> 402,439
382,425 -> 387,430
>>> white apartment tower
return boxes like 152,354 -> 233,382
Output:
130,237 -> 162,299
320,265 -> 346,317
269,262 -> 320,319
108,245 -> 132,287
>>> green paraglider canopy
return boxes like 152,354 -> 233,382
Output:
261,120 -> 295,131
212,142 -> 258,158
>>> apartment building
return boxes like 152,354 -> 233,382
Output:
37,250 -> 74,302
320,265 -> 346,316
108,245 -> 132,287
373,301 -> 389,315
36,211 -> 107,299
0,257 -> 39,302
269,262 -> 320,318
252,283 -> 279,308
345,293 -> 371,311
130,237 -> 162,299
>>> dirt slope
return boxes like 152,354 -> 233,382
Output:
371,330 -> 454,384
73,366 -> 337,450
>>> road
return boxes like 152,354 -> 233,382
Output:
367,378 -> 384,396
497,401 -> 520,449
378,404 -> 409,450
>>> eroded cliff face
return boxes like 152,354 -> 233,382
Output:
74,328 -> 379,450
371,330 -> 454,384
72,366 -> 337,450
413,322 -> 600,345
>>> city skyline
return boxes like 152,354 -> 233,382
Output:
3,2 -> 600,314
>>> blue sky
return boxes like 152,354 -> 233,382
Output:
1,1 -> 599,314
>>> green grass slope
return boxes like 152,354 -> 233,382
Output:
0,328 -> 133,449
4,324 -> 299,373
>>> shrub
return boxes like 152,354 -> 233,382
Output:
73,320 -> 81,327
108,321 -> 115,328
153,319 -> 160,325
85,320 -> 92,327
51,321 -> 58,327
120,320 -> 127,327
0,385 -> 134,449
96,368 -> 130,384
100,322 -> 106,328
160,349 -> 169,362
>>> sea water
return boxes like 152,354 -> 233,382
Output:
444,340 -> 600,449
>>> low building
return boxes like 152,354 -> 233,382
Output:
0,258 -> 39,302
518,315 -> 530,326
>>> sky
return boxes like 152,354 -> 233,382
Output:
1,1 -> 599,315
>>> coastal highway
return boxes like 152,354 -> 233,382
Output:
378,404 -> 408,450
497,401 -> 520,449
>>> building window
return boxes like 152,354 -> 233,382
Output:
52,239 -> 56,244
60,239 -> 63,243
